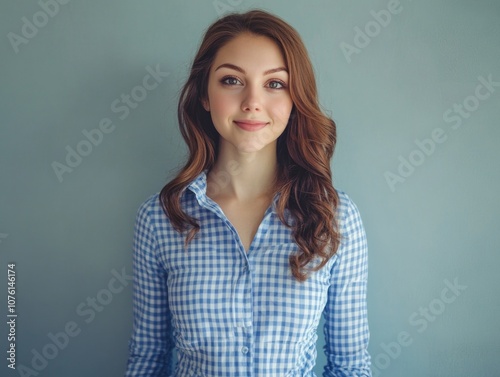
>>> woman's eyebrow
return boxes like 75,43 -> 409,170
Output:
214,63 -> 288,75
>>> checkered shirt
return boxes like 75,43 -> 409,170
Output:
125,170 -> 371,376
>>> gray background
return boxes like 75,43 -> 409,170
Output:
1,0 -> 499,376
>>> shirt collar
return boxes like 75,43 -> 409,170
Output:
186,169 -> 280,214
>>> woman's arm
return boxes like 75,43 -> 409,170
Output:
125,198 -> 175,376
323,193 -> 372,376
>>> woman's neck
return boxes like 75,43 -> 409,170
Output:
207,141 -> 278,202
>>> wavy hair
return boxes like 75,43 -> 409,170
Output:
160,10 -> 340,282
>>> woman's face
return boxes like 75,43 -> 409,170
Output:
204,32 -> 293,154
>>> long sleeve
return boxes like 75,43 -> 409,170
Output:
125,199 -> 175,376
323,193 -> 372,377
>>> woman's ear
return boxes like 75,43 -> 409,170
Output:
202,98 -> 210,112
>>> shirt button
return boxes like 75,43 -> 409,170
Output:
241,346 -> 249,354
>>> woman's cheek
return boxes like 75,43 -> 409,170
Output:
271,100 -> 293,124
212,92 -> 238,113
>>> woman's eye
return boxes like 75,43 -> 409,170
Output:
268,80 -> 286,89
221,77 -> 241,86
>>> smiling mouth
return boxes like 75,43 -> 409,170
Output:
233,120 -> 268,131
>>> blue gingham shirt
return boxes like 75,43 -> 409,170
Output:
125,170 -> 371,376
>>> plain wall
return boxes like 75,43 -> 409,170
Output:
1,0 -> 499,376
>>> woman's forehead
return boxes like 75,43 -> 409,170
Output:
211,33 -> 287,73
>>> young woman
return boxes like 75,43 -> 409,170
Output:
125,10 -> 371,377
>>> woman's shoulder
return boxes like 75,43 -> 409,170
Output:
334,188 -> 365,229
135,186 -> 197,223
135,192 -> 163,224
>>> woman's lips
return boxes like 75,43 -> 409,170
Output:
233,120 -> 268,131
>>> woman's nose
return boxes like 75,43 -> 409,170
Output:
241,85 -> 262,112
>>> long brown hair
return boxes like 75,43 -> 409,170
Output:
160,10 -> 340,282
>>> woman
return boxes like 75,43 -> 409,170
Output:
125,9 -> 371,377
